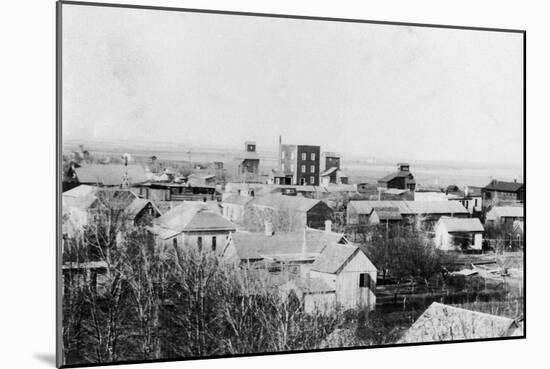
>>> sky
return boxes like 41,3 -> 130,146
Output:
62,4 -> 524,165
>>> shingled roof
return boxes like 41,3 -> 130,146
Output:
438,217 -> 484,233
484,180 -> 524,192
154,202 -> 236,234
398,302 -> 518,343
310,243 -> 362,274
251,194 -> 329,213
486,206 -> 524,219
228,228 -> 346,261
349,200 -> 468,216
378,171 -> 415,183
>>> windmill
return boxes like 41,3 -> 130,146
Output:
121,153 -> 132,188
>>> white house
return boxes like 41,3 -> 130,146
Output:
309,243 -> 377,310
150,201 -> 237,256
434,217 -> 484,251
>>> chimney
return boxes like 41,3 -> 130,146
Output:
514,178 -> 517,183
325,220 -> 332,233
264,221 -> 273,236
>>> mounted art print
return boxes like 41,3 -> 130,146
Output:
57,1 -> 526,367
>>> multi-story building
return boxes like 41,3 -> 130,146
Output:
237,141 -> 260,181
274,136 -> 320,186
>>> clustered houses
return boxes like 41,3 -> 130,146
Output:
346,200 -> 469,228
61,140 -> 525,315
222,224 -> 377,313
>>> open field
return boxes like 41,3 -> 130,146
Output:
63,139 -> 523,188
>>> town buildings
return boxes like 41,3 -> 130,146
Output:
346,200 -> 469,228
236,141 -> 261,182
274,136 -> 321,186
378,163 -> 416,191
248,193 -> 334,231
485,206 -> 524,226
149,202 -> 237,256
482,180 -> 525,209
433,217 -> 484,251
222,225 -> 377,312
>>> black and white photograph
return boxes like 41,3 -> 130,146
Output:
57,1 -> 525,367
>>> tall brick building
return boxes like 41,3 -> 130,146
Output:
273,136 -> 320,186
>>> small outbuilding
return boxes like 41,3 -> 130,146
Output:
434,217 -> 484,251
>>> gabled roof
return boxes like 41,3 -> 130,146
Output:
438,217 -> 484,233
222,194 -> 253,206
320,167 -> 338,177
154,202 -> 236,234
229,228 -> 346,261
378,170 -> 415,183
310,243 -> 361,274
124,198 -> 160,219
251,194 -> 329,213
398,302 -> 517,343
349,200 -> 468,216
372,207 -> 402,221
63,184 -> 96,197
484,180 -> 524,192
75,164 -> 149,186
487,206 -> 524,219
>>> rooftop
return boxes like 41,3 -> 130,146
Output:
487,206 -> 524,219
398,302 -> 518,343
484,180 -> 524,192
349,200 -> 468,216
438,217 -> 484,233
251,194 -> 329,213
154,202 -> 236,234
229,228 -> 346,261
310,243 -> 362,274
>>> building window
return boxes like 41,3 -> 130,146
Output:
197,237 -> 202,252
291,152 -> 295,160
290,164 -> 294,172
212,236 -> 216,251
474,198 -> 478,207
301,153 -> 306,160
281,151 -> 285,159
311,153 -> 316,160
172,238 -> 178,248
359,273 -> 374,289
301,165 -> 306,173
310,165 -> 315,173
310,176 -> 315,184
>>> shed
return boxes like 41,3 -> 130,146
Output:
434,217 -> 484,251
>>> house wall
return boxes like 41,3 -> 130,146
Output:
296,145 -> 320,186
222,203 -> 246,223
335,252 -> 377,310
434,224 -> 482,251
304,292 -> 337,314
163,231 -> 232,257
310,252 -> 377,310
306,202 -> 334,229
